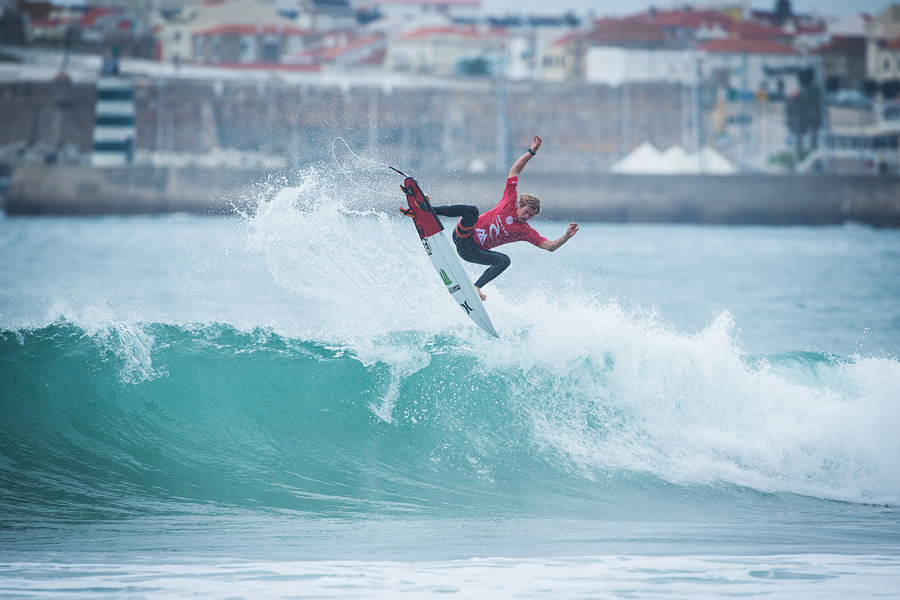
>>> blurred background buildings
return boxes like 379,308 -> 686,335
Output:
0,0 -> 898,181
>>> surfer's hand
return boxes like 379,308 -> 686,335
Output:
531,135 -> 542,153
566,222 -> 579,238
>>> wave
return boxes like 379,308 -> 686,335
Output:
3,163 -> 899,518
2,316 -> 899,522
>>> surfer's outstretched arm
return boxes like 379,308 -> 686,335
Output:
509,135 -> 541,178
540,222 -> 579,252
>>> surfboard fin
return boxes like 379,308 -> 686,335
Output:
399,207 -> 415,218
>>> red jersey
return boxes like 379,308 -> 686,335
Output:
473,177 -> 548,250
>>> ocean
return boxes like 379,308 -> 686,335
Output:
1,165 -> 899,598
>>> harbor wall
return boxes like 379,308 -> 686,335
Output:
6,164 -> 900,226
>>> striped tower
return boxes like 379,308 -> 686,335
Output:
91,76 -> 136,167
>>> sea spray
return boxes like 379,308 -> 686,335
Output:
3,169 -> 900,516
245,166 -> 460,340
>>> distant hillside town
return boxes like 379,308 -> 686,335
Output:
0,0 -> 898,175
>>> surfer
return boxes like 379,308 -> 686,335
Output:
431,135 -> 578,301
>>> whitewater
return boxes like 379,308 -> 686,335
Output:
1,163 -> 899,598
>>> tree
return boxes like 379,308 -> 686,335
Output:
785,72 -> 822,163
457,56 -> 492,77
881,79 -> 900,99
862,79 -> 879,98
775,0 -> 793,25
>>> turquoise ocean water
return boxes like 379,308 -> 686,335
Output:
1,166 -> 900,598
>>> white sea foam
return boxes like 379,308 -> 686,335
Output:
474,295 -> 900,504
241,168 -> 900,504
2,555 -> 899,599
245,166 -> 463,341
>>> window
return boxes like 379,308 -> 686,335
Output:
262,39 -> 279,63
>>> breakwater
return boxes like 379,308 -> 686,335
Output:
5,165 -> 899,226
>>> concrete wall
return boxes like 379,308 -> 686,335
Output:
5,165 -> 264,215
7,164 -> 900,226
431,172 -> 900,226
1,78 -> 687,175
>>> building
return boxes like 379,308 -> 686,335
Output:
542,19 -> 670,83
192,22 -> 312,64
291,0 -> 356,31
488,15 -> 581,82
698,38 -> 815,100
155,0 -> 315,64
356,0 -> 480,19
384,24 -> 503,76
815,35 -> 867,92
866,4 -> 900,86
624,8 -> 740,46
541,31 -> 579,82
283,29 -> 385,67
570,9 -> 815,95
585,47 -> 696,86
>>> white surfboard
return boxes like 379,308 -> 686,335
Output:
399,174 -> 499,338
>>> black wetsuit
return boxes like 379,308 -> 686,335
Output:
432,205 -> 511,289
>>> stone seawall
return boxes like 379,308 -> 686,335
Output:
5,165 -> 266,215
6,165 -> 900,227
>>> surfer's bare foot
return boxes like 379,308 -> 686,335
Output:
475,286 -> 486,301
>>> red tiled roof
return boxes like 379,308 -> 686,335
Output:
627,9 -> 734,30
361,0 -> 479,6
78,7 -> 118,27
195,24 -> 314,36
215,62 -> 322,72
354,47 -> 386,65
724,20 -> 788,41
316,33 -> 384,61
814,35 -> 866,55
399,25 -> 502,40
698,39 -> 798,54
552,30 -> 585,47
794,23 -> 827,34
30,16 -> 76,29
588,19 -> 666,44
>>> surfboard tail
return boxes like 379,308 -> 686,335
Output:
400,177 -> 443,239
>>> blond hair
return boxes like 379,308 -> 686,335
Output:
518,193 -> 541,215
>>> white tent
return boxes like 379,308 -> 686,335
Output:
611,142 -> 666,174
660,145 -> 694,173
698,146 -> 738,174
614,143 -> 737,174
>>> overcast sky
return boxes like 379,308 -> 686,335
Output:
479,0 -> 891,19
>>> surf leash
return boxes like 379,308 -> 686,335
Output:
331,137 -> 409,198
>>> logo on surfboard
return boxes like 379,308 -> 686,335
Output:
440,269 -> 452,286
